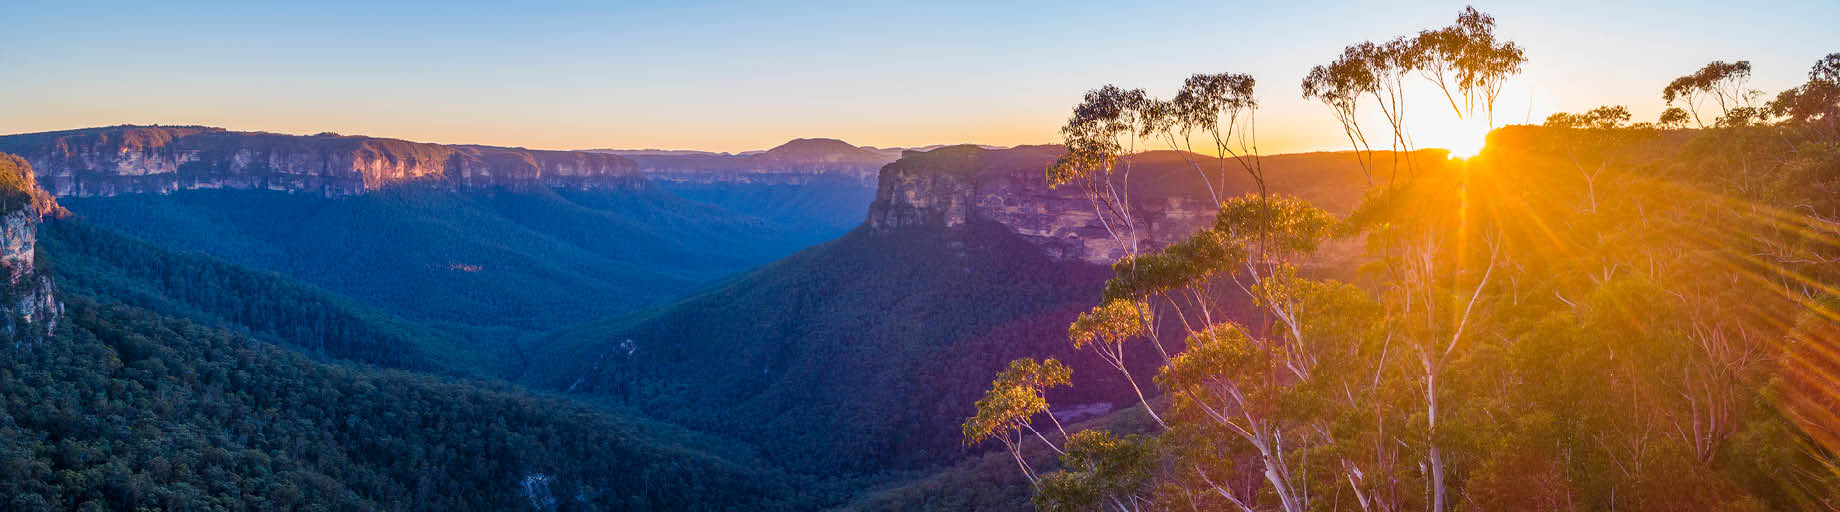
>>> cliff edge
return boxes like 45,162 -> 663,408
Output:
0,126 -> 647,198
0,154 -> 61,344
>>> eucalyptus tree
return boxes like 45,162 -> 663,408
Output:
1341,165 -> 1502,512
965,358 -> 1075,487
1663,60 -> 1757,128
1303,47 -> 1381,183
1304,5 -> 1526,185
973,7 -> 1536,512
1768,53 -> 1840,139
1033,430 -> 1159,512
1352,38 -> 1424,178
1031,69 -> 1361,511
1414,6 -> 1527,126
1307,10 -> 1527,510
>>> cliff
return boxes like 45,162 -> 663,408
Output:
866,145 -> 1440,265
0,154 -> 61,344
0,126 -> 647,198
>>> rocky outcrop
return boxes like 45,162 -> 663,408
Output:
866,145 -> 1219,264
867,145 -> 1427,265
0,155 -> 60,344
0,126 -> 647,198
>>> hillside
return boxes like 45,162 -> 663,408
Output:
519,145 -> 1408,479
55,185 -> 828,350
0,296 -> 813,511
521,221 -> 1125,475
38,217 -> 484,372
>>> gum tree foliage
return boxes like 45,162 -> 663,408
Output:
969,8 -> 1525,512
965,358 -> 1075,487
1767,53 -> 1840,139
1304,5 -> 1525,185
1413,6 -> 1527,126
1663,60 -> 1757,128
970,4 -> 1840,509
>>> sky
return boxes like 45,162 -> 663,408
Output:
3,1 -> 1836,154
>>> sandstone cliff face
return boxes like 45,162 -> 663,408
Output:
0,206 -> 60,344
866,145 -> 1219,265
0,126 -> 647,198
866,145 -> 1411,265
0,155 -> 60,344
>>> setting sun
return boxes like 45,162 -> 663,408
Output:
1414,113 -> 1492,159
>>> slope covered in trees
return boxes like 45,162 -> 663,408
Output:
650,177 -> 876,238
38,217 -> 484,373
521,220 -> 1132,478
57,184 -> 829,344
0,294 -> 814,510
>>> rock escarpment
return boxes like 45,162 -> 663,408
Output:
866,145 -> 1423,265
0,126 -> 646,198
0,154 -> 61,344
866,145 -> 1219,265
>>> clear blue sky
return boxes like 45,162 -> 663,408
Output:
3,1 -> 1835,153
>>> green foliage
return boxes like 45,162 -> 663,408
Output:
1662,60 -> 1757,127
39,218 -> 473,372
651,177 -> 875,236
0,154 -> 39,214
1068,300 -> 1147,352
0,296 -> 810,511
976,16 -> 1840,508
1544,105 -> 1633,129
525,220 -> 1120,475
964,358 -> 1072,446
1033,430 -> 1157,512
1156,323 -> 1258,393
1102,228 -> 1244,302
1211,193 -> 1337,254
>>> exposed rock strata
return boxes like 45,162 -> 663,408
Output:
0,154 -> 61,343
867,145 -> 1436,265
0,126 -> 646,197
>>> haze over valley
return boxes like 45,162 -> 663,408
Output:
2,2 -> 1839,511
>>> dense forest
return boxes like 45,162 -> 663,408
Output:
646,177 -> 877,238
40,218 -> 471,372
59,184 -> 825,345
0,296 -> 816,511
962,8 -> 1840,511
526,220 -> 1123,476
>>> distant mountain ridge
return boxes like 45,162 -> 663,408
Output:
587,138 -> 889,187
585,138 -> 1010,187
0,125 -> 646,197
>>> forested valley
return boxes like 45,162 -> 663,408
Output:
0,6 -> 1835,512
